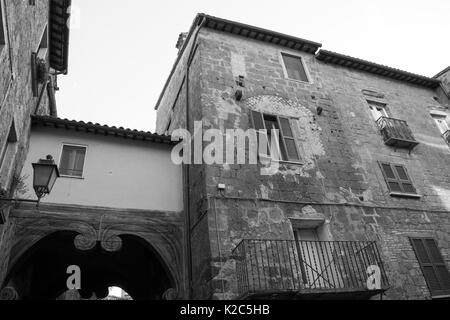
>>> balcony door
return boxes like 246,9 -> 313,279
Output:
368,101 -> 388,121
296,229 -> 328,289
295,229 -> 341,290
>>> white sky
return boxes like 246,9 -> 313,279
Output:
57,0 -> 450,132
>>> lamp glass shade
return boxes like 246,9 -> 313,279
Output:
32,158 -> 60,197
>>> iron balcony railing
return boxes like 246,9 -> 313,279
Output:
233,240 -> 389,299
376,117 -> 419,150
443,130 -> 450,145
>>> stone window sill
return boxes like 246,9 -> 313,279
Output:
259,155 -> 304,166
390,192 -> 422,199
432,294 -> 450,300
60,175 -> 85,180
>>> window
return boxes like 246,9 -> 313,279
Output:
281,53 -> 309,82
410,238 -> 450,298
59,145 -> 87,178
368,101 -> 388,121
36,25 -> 48,61
432,115 -> 449,135
0,1 -> 5,48
379,162 -> 419,197
32,25 -> 49,96
250,110 -> 301,162
0,121 -> 17,173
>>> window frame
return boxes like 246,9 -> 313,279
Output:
250,110 -> 302,164
279,51 -> 312,84
58,143 -> 88,179
367,100 -> 389,121
409,237 -> 450,299
0,0 -> 6,49
0,121 -> 17,176
378,161 -> 421,198
36,25 -> 49,61
431,114 -> 450,135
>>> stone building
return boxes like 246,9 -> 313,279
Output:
0,0 -> 71,287
155,14 -> 450,300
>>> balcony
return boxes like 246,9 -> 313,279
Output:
443,130 -> 450,145
376,117 -> 419,150
233,240 -> 389,300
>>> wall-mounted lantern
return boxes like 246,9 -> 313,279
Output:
32,155 -> 59,206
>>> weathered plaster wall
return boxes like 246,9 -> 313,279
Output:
198,28 -> 450,300
155,23 -> 450,300
0,0 -> 51,287
20,126 -> 184,212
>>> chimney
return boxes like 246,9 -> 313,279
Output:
176,32 -> 188,51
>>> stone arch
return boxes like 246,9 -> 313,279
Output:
2,204 -> 185,300
2,230 -> 179,300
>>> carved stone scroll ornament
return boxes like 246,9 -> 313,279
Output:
100,227 -> 123,252
72,223 -> 122,253
73,223 -> 97,251
0,287 -> 19,300
162,288 -> 179,300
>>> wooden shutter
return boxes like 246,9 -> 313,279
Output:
278,117 -> 300,161
250,110 -> 268,156
410,238 -> 450,297
379,162 -> 417,194
250,110 -> 265,131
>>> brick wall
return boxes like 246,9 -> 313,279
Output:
0,0 -> 52,286
156,25 -> 450,300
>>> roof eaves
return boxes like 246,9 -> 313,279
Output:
316,50 -> 441,89
200,14 -> 322,54
434,66 -> 450,79
31,116 -> 176,145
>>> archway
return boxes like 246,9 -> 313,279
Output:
1,231 -> 175,300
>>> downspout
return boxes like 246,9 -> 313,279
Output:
46,78 -> 57,117
184,16 -> 206,299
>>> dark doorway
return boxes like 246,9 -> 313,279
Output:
3,231 -> 174,300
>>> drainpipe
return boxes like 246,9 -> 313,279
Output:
184,16 -> 206,299
46,78 -> 57,117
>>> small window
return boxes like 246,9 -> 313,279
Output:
59,145 -> 87,178
379,162 -> 418,196
250,110 -> 300,162
368,101 -> 388,121
281,53 -> 309,82
410,238 -> 450,298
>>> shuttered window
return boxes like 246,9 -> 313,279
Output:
59,145 -> 87,178
379,162 -> 417,195
250,111 -> 301,162
410,238 -> 450,298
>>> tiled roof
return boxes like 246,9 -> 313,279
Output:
31,116 -> 175,144
434,66 -> 450,79
200,14 -> 322,54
